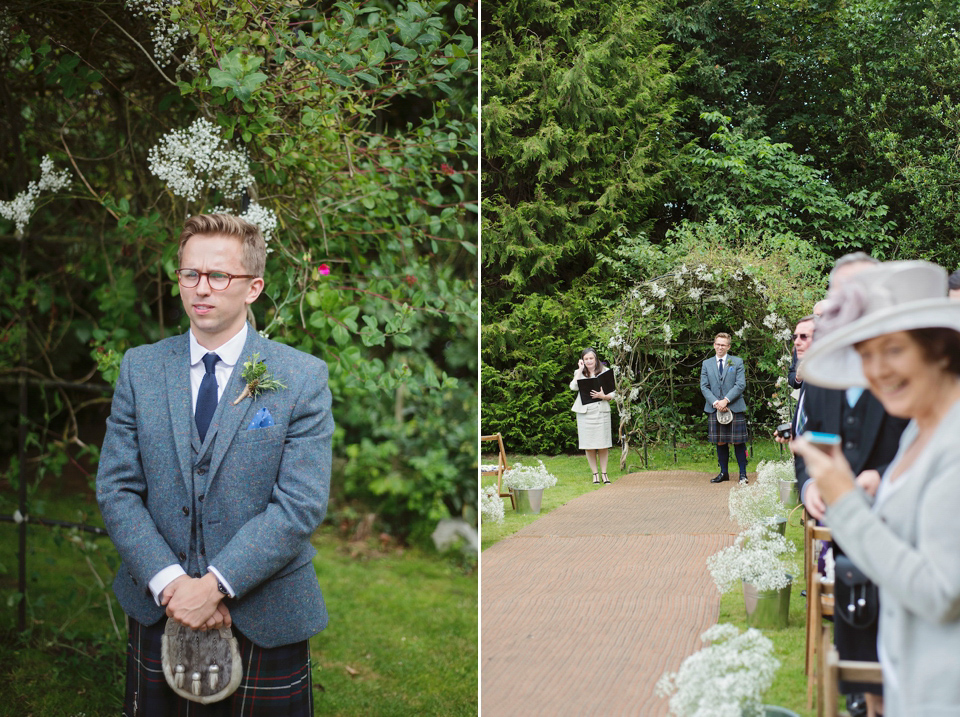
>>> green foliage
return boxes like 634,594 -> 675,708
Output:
687,112 -> 895,254
481,0 -> 685,305
0,1 -> 477,541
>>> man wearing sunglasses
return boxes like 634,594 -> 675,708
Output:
787,316 -> 816,389
96,214 -> 333,715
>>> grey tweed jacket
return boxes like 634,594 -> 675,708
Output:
96,326 -> 334,648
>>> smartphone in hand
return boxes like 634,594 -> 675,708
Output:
803,431 -> 841,453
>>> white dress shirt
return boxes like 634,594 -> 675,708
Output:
147,325 -> 248,604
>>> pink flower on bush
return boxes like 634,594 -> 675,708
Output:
318,263 -> 331,276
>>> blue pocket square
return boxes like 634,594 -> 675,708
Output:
247,407 -> 275,430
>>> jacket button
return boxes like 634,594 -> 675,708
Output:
198,494 -> 205,502
200,548 -> 205,556
182,506 -> 190,516
193,571 -> 201,578
179,551 -> 187,561
197,467 -> 206,476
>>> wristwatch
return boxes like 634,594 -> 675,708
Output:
216,579 -> 230,597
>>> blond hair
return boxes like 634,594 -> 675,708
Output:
177,214 -> 266,277
715,332 -> 731,344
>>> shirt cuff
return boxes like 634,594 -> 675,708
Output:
149,564 -> 187,606
207,566 -> 235,598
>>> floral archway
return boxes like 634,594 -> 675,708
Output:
603,256 -> 803,470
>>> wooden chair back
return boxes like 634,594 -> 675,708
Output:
821,640 -> 882,717
481,433 -> 514,509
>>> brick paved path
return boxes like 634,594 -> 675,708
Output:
480,470 -> 740,716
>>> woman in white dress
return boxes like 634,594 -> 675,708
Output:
570,347 -> 614,485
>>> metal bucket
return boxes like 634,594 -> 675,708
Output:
779,480 -> 799,509
511,488 -> 544,515
742,575 -> 792,629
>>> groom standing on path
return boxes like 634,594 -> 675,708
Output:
96,214 -> 334,715
700,332 -> 749,484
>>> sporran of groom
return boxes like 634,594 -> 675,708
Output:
96,214 -> 333,715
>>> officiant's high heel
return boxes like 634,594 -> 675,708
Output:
592,472 -> 600,485
601,472 -> 611,485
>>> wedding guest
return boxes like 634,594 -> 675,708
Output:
949,269 -> 960,299
570,347 -> 614,485
793,260 -> 960,717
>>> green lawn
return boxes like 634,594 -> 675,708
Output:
481,439 -> 820,716
0,493 -> 477,716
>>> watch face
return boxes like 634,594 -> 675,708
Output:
217,581 -> 229,596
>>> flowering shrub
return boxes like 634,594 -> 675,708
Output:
502,460 -> 558,491
728,459 -> 791,530
656,623 -> 780,717
480,485 -> 505,525
0,155 -> 71,234
707,523 -> 796,593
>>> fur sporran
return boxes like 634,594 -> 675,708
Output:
161,619 -> 243,703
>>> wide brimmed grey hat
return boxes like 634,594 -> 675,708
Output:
801,260 -> 960,389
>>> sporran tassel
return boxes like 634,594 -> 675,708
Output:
208,664 -> 220,691
191,672 -> 202,696
175,664 -> 185,689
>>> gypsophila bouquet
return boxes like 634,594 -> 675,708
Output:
480,485 -> 505,525
728,460 -> 790,530
502,460 -> 558,491
656,623 -> 780,717
707,523 -> 796,593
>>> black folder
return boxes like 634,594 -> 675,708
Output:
577,371 -> 615,405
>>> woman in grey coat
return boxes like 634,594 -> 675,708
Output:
793,260 -> 960,717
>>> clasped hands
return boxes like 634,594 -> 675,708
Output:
712,398 -> 730,412
161,573 -> 231,631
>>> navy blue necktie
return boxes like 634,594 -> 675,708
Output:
718,359 -> 724,379
195,353 -> 221,442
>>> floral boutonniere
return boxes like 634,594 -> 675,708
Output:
233,352 -> 286,405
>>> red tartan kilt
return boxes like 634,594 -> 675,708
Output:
124,617 -> 314,717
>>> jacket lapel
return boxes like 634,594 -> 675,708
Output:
165,334 -> 196,492
206,328 -> 262,481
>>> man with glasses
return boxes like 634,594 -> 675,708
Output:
700,332 -> 749,484
787,316 -> 815,390
96,214 -> 333,715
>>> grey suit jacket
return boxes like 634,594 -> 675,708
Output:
96,326 -> 334,648
827,399 -> 960,716
700,354 -> 747,414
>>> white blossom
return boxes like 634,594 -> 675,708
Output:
148,117 -> 253,202
688,287 -> 704,301
694,263 -> 711,280
480,485 -> 505,524
734,323 -> 750,339
0,155 -> 72,234
728,460 -> 790,530
656,624 -> 780,717
642,304 -> 655,315
125,0 -> 193,68
707,522 -> 796,593
502,460 -> 558,491
210,201 -> 279,244
663,323 -> 673,343
762,313 -> 780,329
649,281 -> 667,299
629,387 -> 640,401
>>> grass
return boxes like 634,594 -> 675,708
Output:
480,439 -> 820,716
0,490 -> 477,716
